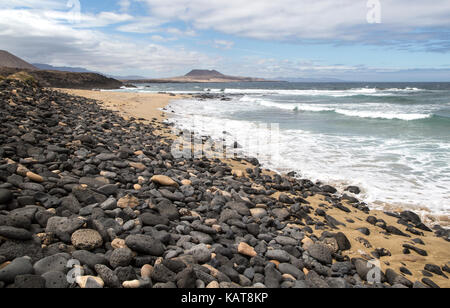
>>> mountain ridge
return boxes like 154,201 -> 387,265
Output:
0,50 -> 36,70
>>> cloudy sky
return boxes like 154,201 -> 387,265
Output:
1,0 -> 449,81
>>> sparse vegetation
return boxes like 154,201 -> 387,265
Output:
7,71 -> 37,85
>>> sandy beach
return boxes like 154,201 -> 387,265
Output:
57,89 -> 186,121
53,88 -> 450,287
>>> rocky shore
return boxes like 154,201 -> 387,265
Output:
0,78 -> 449,289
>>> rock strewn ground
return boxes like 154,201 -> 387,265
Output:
0,79 -> 449,288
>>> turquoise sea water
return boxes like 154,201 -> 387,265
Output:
111,82 -> 450,216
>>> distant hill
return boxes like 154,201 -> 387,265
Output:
185,69 -> 226,78
32,63 -> 93,73
124,69 -> 269,83
33,63 -> 147,80
0,50 -> 36,70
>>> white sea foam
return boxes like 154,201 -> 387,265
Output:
208,87 -> 425,97
241,96 -> 433,120
165,97 -> 450,216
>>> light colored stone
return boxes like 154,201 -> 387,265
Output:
181,179 -> 192,186
129,162 -> 146,171
269,260 -> 280,267
250,208 -> 267,219
151,175 -> 178,187
71,229 -> 103,250
137,176 -> 146,185
301,237 -> 314,250
232,170 -> 244,177
202,264 -> 219,277
134,150 -> 144,156
204,219 -> 217,226
133,184 -> 142,190
141,264 -> 153,279
238,242 -> 257,257
117,195 -> 139,209
212,225 -> 222,233
26,171 -> 44,183
282,274 -> 296,281
123,280 -> 141,288
76,276 -> 104,288
206,281 -> 220,288
16,164 -> 30,176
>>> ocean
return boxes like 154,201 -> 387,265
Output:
114,82 -> 450,218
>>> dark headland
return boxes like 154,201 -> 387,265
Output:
0,50 -> 122,90
123,69 -> 270,84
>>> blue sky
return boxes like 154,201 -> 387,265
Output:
0,0 -> 449,81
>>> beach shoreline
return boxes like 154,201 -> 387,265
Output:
50,87 -> 450,287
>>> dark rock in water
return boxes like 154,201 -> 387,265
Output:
0,226 -> 32,240
334,232 -> 351,251
42,271 -> 70,288
307,243 -> 332,264
321,185 -> 337,194
400,211 -> 421,225
0,257 -> 33,283
345,186 -> 361,194
14,274 -> 46,288
151,264 -> 176,283
95,264 -> 121,288
125,234 -> 165,256
422,278 -> 440,289
0,189 -> 13,204
403,244 -> 428,256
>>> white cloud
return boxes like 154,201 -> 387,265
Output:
0,8 -> 216,76
118,0 -> 131,12
136,0 -> 450,43
213,40 -> 234,50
